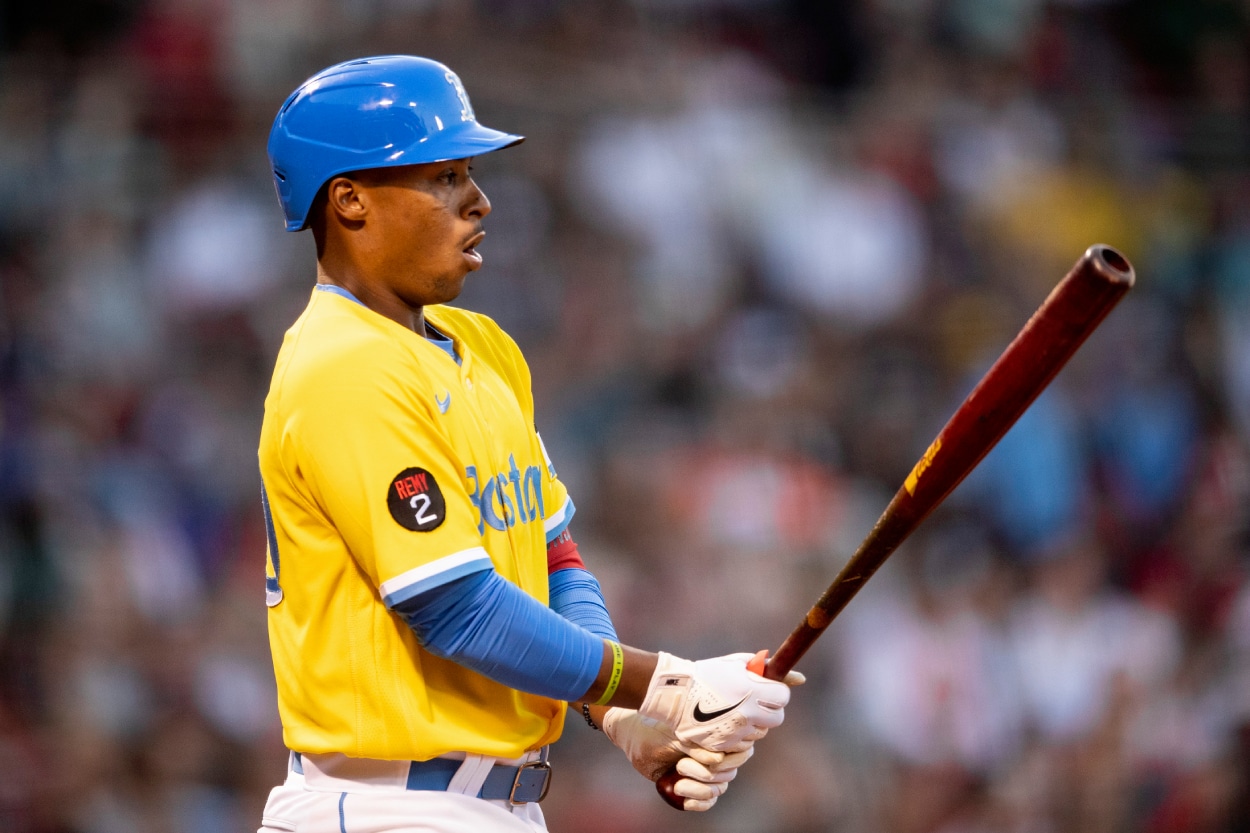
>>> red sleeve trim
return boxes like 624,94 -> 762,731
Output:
547,529 -> 585,574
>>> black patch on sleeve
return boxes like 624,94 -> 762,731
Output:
387,467 -> 446,531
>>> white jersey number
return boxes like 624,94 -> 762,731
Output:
410,494 -> 438,526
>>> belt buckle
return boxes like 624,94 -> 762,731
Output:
509,747 -> 552,805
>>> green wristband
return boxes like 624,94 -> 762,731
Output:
593,641 -> 624,707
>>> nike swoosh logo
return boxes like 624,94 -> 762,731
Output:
436,392 -> 451,414
692,696 -> 748,723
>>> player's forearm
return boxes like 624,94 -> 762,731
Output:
577,642 -> 658,709
570,645 -> 658,725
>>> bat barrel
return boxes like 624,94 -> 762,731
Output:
658,245 -> 1134,807
765,244 -> 1134,679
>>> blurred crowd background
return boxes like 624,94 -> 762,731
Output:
1,1 -> 1248,831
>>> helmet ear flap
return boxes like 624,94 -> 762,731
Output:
271,167 -> 291,220
308,181 -> 333,248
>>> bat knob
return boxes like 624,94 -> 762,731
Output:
656,767 -> 686,810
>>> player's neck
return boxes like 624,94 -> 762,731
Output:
315,262 -> 428,336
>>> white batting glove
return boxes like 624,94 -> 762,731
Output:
637,652 -> 796,754
601,708 -> 752,812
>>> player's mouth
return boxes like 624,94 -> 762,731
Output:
461,231 -> 486,268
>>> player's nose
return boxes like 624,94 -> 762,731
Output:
464,179 -> 491,220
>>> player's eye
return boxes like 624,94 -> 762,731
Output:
438,169 -> 458,185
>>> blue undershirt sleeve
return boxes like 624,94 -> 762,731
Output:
390,569 -> 603,701
549,568 -> 618,642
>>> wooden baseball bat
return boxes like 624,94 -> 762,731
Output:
657,244 -> 1135,809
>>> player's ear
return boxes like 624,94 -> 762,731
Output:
325,176 -> 368,225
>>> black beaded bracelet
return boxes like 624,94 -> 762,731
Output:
582,702 -> 601,731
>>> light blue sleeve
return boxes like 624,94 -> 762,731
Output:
391,569 -> 603,701
549,568 -> 618,642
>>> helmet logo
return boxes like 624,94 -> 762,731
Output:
445,71 -> 475,123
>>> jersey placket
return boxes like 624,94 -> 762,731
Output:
447,341 -> 527,582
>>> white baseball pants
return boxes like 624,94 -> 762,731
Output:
257,752 -> 548,833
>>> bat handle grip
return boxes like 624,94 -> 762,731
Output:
655,650 -> 773,810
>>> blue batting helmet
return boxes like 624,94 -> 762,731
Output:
267,55 -> 524,232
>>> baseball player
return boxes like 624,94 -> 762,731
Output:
255,55 -> 800,833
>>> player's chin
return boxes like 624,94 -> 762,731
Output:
434,269 -> 470,304
428,255 -> 474,297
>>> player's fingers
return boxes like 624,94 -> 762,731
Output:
783,670 -> 806,686
673,776 -> 728,802
754,700 -> 788,721
681,745 -> 725,768
683,765 -> 739,786
676,756 -> 739,784
680,744 -> 753,776
713,745 -> 753,771
682,796 -> 719,812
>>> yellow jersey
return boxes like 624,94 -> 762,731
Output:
258,286 -> 574,761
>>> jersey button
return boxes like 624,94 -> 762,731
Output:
464,378 -> 473,390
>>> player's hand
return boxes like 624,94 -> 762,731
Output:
601,708 -> 752,811
637,652 -> 796,754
